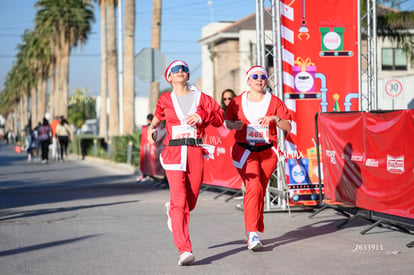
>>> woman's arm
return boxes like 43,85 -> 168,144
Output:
147,116 -> 161,144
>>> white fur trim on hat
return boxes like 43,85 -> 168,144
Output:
246,65 -> 268,80
164,60 -> 190,84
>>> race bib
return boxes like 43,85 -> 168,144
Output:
246,124 -> 269,143
172,125 -> 197,139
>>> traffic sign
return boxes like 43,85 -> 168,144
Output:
385,79 -> 403,98
135,48 -> 166,83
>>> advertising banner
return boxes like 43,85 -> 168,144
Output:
319,110 -> 414,219
203,125 -> 243,190
280,0 -> 359,205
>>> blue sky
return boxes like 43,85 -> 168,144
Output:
1,0 -> 413,98
0,0 -> 257,97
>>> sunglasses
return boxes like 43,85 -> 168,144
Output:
251,74 -> 267,80
170,65 -> 189,74
223,97 -> 232,101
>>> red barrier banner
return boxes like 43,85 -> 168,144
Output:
319,110 -> 414,219
280,0 -> 359,205
203,125 -> 243,190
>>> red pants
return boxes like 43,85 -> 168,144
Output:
237,148 -> 278,233
166,146 -> 204,254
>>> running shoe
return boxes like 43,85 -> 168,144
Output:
178,251 -> 195,266
247,231 -> 263,251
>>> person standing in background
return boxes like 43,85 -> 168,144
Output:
38,118 -> 52,164
56,117 -> 72,162
137,113 -> 157,182
220,88 -> 237,115
50,115 -> 61,161
147,60 -> 223,266
224,65 -> 292,251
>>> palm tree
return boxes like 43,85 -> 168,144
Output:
106,0 -> 120,136
376,9 -> 414,64
123,0 -> 135,135
96,0 -> 109,139
19,28 -> 53,125
35,0 -> 95,119
361,0 -> 414,63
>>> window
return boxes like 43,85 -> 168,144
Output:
382,48 -> 407,71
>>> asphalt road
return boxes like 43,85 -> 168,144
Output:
0,142 -> 413,275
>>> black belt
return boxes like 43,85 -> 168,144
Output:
237,142 -> 273,152
169,138 -> 203,146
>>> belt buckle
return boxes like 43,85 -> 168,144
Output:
194,138 -> 200,146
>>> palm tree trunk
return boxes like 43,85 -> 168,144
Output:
123,0 -> 135,135
49,65 -> 56,118
107,0 -> 119,136
55,50 -> 63,117
59,41 -> 71,119
37,78 -> 46,120
30,86 -> 38,127
99,3 -> 108,139
22,94 -> 28,130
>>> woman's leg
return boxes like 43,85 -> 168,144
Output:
165,146 -> 204,254
58,137 -> 65,160
238,149 -> 278,233
185,146 -> 204,211
166,169 -> 192,254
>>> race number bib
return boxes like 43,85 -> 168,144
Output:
246,124 -> 269,143
172,125 -> 197,139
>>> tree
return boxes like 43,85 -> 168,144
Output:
96,0 -> 109,139
362,0 -> 414,64
106,0 -> 120,136
35,0 -> 95,118
123,0 -> 136,135
68,88 -> 96,129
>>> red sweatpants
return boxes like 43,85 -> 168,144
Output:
237,148 -> 278,233
165,146 -> 204,254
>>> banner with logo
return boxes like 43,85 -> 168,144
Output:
280,0 -> 359,205
319,110 -> 414,219
203,125 -> 243,190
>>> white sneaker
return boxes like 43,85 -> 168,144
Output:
248,232 -> 263,251
178,251 -> 195,266
165,202 -> 172,232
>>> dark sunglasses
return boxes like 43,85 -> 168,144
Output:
251,74 -> 267,80
170,65 -> 189,74
223,97 -> 233,101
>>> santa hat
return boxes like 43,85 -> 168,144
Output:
246,65 -> 268,80
164,60 -> 190,84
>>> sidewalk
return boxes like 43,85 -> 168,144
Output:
0,143 -> 413,275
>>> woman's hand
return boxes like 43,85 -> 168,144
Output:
225,120 -> 244,130
147,126 -> 157,144
185,113 -> 201,126
259,115 -> 280,125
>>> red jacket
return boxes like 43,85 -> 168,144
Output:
154,86 -> 223,171
224,91 -> 291,168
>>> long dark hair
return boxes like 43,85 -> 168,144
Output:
220,89 -> 237,111
42,118 -> 49,126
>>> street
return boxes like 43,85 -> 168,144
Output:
0,142 -> 413,275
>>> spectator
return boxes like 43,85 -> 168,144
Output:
56,117 -> 72,162
220,88 -> 237,114
50,115 -> 61,161
38,118 -> 52,164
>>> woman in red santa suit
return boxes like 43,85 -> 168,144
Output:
147,60 -> 223,266
224,65 -> 292,251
